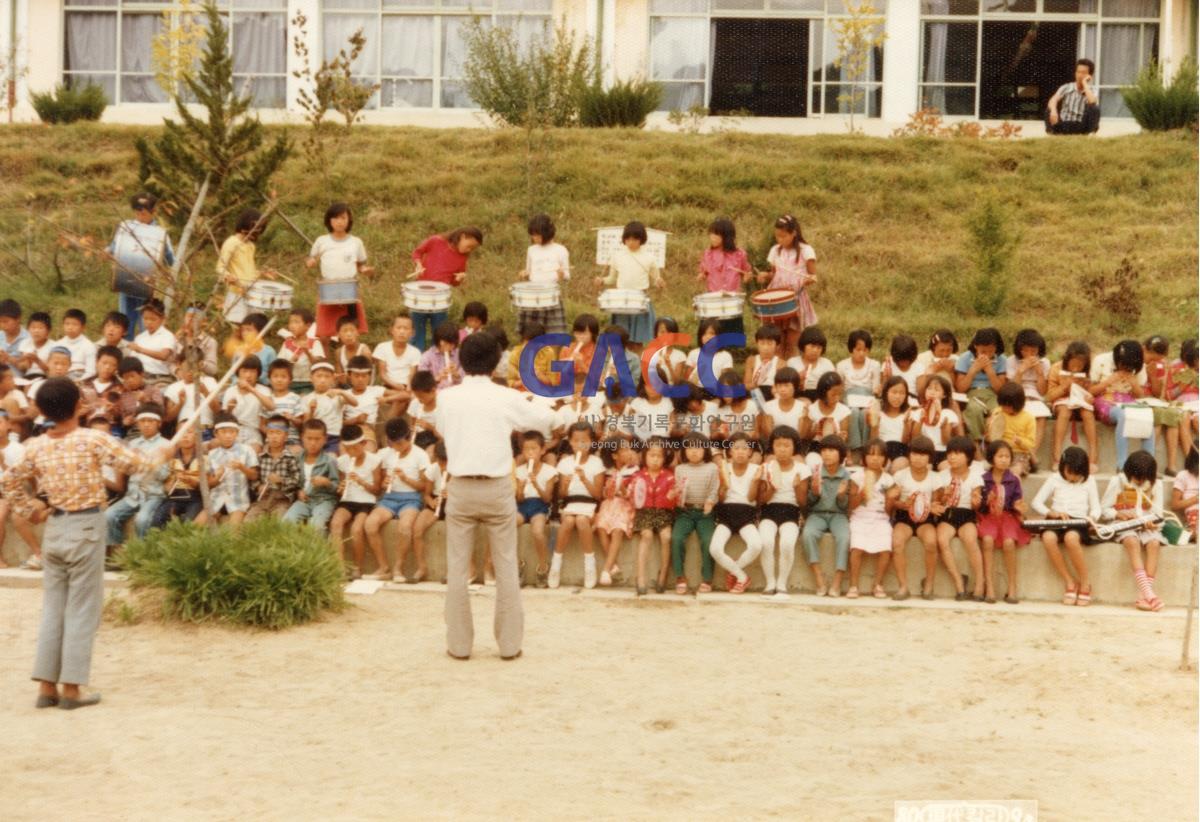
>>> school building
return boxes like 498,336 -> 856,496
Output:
3,1 -> 1196,135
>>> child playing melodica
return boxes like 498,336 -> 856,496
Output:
594,435 -> 638,587
278,309 -> 326,395
837,329 -> 881,456
410,226 -> 484,351
709,433 -> 764,594
330,424 -> 384,579
1007,329 -> 1052,466
671,436 -> 719,593
847,439 -> 898,599
204,412 -> 260,528
1101,450 -> 1167,611
890,436 -> 944,601
412,441 -> 448,584
632,438 -> 677,595
758,426 -> 810,598
514,431 -> 556,588
1143,335 -> 1183,476
518,213 -> 570,335
876,376 -> 911,471
802,434 -> 852,596
302,360 -> 357,453
697,218 -> 752,337
365,417 -> 430,583
246,416 -> 302,521
757,214 -> 817,358
955,327 -> 1008,444
548,422 -> 606,589
935,436 -> 984,601
1046,341 -> 1098,471
1032,446 -> 1101,606
282,419 -> 339,531
595,221 -> 665,346
743,324 -> 786,403
1093,340 -> 1151,472
977,440 -> 1030,604
307,202 -> 373,331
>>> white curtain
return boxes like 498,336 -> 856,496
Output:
1100,23 -> 1141,85
1078,22 -> 1096,59
925,22 -> 949,112
121,14 -> 166,103
324,13 -> 379,76
1104,0 -> 1156,16
65,12 -> 116,72
381,15 -> 434,107
441,16 -> 475,108
232,13 -> 286,106
651,17 -> 707,111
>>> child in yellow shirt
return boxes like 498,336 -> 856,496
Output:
987,383 -> 1037,475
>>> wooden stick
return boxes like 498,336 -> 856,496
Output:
170,315 -> 278,446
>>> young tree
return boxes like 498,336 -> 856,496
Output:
832,1 -> 887,133
135,0 -> 291,233
150,0 -> 206,103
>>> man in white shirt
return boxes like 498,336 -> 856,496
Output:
435,332 -> 556,661
1045,58 -> 1100,135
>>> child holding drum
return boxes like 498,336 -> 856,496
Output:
409,226 -> 483,350
595,221 -> 665,346
756,214 -> 817,358
517,214 -> 570,336
307,202 -> 373,337
696,218 -> 752,337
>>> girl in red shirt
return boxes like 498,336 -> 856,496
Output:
410,227 -> 483,350
633,438 -> 677,596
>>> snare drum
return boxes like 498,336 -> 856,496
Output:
598,288 -> 650,315
750,289 -> 798,321
402,281 -> 453,313
510,282 -> 560,310
318,279 -> 359,305
692,291 -> 744,320
245,280 -> 294,312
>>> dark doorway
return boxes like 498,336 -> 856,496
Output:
710,19 -> 809,117
979,21 -> 1080,120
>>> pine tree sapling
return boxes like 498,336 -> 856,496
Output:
136,1 -> 291,233
965,199 -> 1018,317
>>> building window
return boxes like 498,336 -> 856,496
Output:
919,0 -> 1160,119
648,0 -> 885,118
62,1 -> 288,107
323,0 -> 554,110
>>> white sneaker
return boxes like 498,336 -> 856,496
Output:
583,555 -> 597,589
774,591 -> 791,601
548,553 -> 563,589
599,570 -> 612,587
363,571 -> 390,581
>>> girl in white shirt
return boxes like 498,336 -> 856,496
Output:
1100,450 -> 1166,611
837,329 -> 882,453
876,376 -> 911,471
890,436 -> 945,601
758,367 -> 806,444
907,375 -> 958,468
914,329 -> 959,398
549,423 -> 607,589
1031,446 -> 1102,607
786,326 -> 835,402
518,213 -> 570,335
847,439 -> 899,599
757,427 -> 810,598
708,433 -> 763,593
934,437 -> 984,601
685,318 -> 734,388
882,334 -> 922,407
630,373 -> 674,443
802,373 -> 850,471
307,203 -> 373,333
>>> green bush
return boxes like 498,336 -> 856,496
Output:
579,79 -> 662,128
119,518 -> 346,630
461,17 -> 594,128
965,198 -> 1019,317
30,82 -> 108,124
1121,56 -> 1199,131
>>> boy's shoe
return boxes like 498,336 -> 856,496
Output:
547,554 -> 563,589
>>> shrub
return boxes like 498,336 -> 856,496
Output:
119,518 -> 347,630
461,17 -> 594,128
30,82 -> 107,124
580,79 -> 662,128
1082,252 -> 1143,332
965,199 -> 1018,317
1121,56 -> 1199,131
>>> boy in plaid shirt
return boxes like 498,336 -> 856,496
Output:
203,411 -> 259,527
246,415 -> 302,520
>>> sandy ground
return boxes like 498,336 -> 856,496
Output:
0,585 -> 1196,822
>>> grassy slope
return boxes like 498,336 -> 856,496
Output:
0,124 -> 1195,356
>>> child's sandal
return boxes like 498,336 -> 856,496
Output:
698,582 -> 713,593
1075,587 -> 1092,607
1062,586 -> 1078,606
872,585 -> 888,599
675,578 -> 689,595
846,586 -> 860,599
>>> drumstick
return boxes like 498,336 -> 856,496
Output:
170,316 -> 278,447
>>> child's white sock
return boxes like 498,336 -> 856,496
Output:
548,552 -> 563,589
583,553 -> 597,589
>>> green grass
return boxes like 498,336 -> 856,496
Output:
0,124 -> 1195,356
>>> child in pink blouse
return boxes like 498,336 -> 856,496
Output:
633,438 -> 677,596
756,214 -> 817,358
696,218 -> 751,336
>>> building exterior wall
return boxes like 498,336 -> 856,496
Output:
4,0 -> 1187,136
